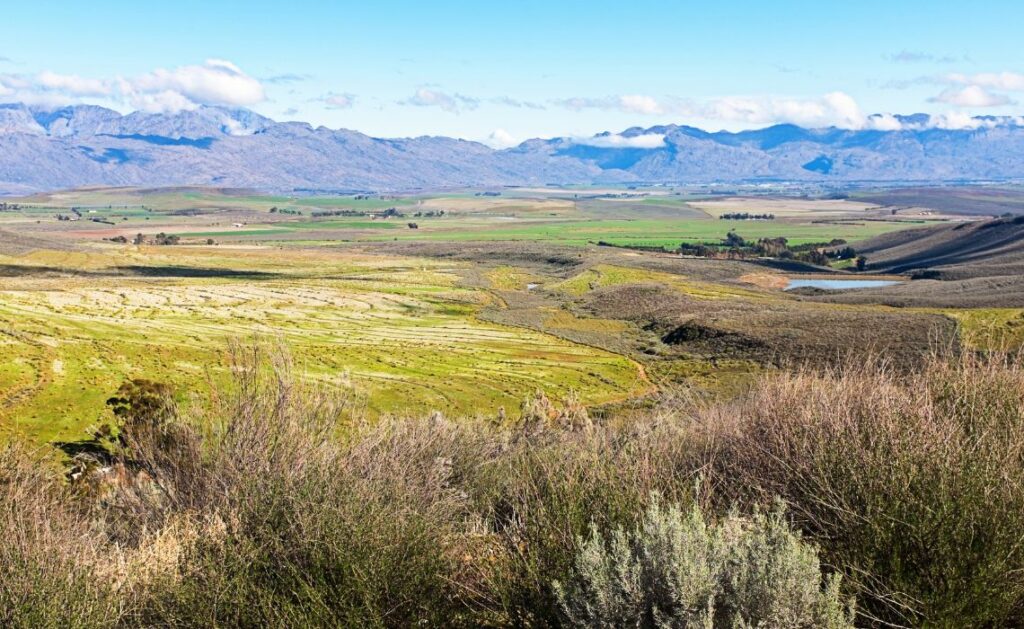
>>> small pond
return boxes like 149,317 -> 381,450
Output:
784,278 -> 903,291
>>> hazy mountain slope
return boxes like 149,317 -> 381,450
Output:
1,103 -> 1023,192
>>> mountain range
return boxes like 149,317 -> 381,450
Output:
1,103 -> 1023,193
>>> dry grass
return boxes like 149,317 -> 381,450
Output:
705,352 -> 1024,626
4,345 -> 1024,626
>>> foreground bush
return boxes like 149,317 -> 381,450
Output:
0,443 -> 122,628
710,353 -> 1024,626
554,497 -> 853,628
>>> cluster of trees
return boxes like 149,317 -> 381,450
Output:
109,232 -> 181,245
269,207 -> 302,215
720,212 -> 775,220
153,232 -> 180,245
680,232 -> 869,269
310,209 -> 368,218
305,207 -> 427,220
0,202 -> 21,211
474,191 -> 502,197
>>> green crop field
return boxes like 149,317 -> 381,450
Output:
353,217 -> 918,248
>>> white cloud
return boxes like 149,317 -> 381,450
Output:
36,71 -> 111,97
491,96 -> 545,109
554,91 -> 874,129
700,91 -> 867,129
930,85 -> 1013,107
485,128 -> 519,149
553,96 -> 616,111
619,95 -> 664,115
865,113 -> 904,131
928,111 -> 990,130
947,71 -> 1024,92
323,93 -> 356,109
263,73 -> 310,85
128,59 -> 265,108
576,132 -> 666,149
0,60 -> 266,113
887,50 -> 959,64
553,95 -> 668,115
400,88 -> 478,113
128,89 -> 198,114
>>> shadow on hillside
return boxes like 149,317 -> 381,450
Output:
52,438 -> 113,464
0,263 -> 279,280
0,264 -> 99,277
114,265 -> 279,279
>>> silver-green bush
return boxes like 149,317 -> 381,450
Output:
554,496 -> 853,628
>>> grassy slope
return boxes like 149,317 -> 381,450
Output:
0,245 -> 645,442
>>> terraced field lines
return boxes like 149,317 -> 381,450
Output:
0,256 -> 646,441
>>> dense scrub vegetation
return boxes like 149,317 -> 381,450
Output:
4,347 -> 1024,627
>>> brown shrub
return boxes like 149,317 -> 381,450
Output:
706,352 -> 1024,626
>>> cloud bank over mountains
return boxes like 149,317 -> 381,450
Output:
0,59 -> 265,113
2,59 -> 1023,140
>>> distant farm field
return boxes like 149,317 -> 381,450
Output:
357,217 -> 918,248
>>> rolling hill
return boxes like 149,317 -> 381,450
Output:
859,216 -> 1024,279
806,217 -> 1024,308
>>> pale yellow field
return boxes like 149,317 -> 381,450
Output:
416,196 -> 579,216
688,197 -> 883,218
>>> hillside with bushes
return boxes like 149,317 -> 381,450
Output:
5,345 -> 1024,627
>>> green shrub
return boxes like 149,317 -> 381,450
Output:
553,496 -> 853,628
469,414 -> 703,624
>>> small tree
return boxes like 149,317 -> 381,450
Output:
724,230 -> 746,248
855,256 -> 868,271
106,379 -> 176,432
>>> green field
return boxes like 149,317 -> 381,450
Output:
355,217 -> 917,248
0,246 -> 646,442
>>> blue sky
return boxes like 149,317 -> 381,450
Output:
2,0 -> 1022,144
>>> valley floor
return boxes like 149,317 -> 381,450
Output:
0,186 -> 1019,444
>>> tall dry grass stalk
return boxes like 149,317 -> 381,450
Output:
706,351 -> 1024,626
0,442 -> 124,627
